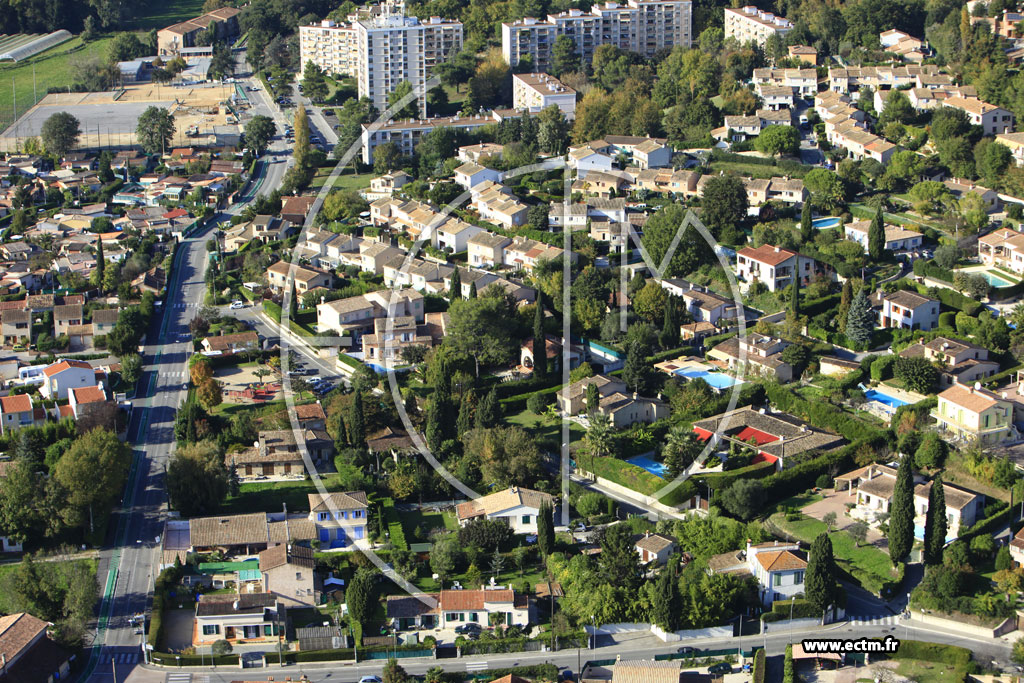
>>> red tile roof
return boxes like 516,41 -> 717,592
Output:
738,244 -> 799,267
71,385 -> 106,404
0,394 -> 31,414
42,359 -> 92,377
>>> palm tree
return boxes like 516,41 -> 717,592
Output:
252,368 -> 271,386
584,413 -> 614,475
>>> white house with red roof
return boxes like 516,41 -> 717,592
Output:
708,539 -> 806,606
39,359 -> 95,400
735,244 -> 816,292
386,586 -> 531,632
68,384 -> 110,420
0,393 -> 37,434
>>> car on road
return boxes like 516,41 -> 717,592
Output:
323,108 -> 334,116
230,301 -> 245,309
182,384 -> 189,391
358,676 -> 383,683
677,646 -> 695,656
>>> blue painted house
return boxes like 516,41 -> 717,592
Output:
308,491 -> 369,550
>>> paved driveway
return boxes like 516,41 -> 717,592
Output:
800,489 -> 887,549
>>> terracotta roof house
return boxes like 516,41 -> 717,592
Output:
40,359 -> 94,400
193,592 -> 279,647
281,195 -> 318,224
307,491 -> 369,550
187,512 -> 317,555
0,612 -> 72,683
609,659 -> 682,683
201,330 -> 259,355
0,393 -> 36,434
635,532 -> 677,565
258,544 -> 317,607
708,539 -> 806,606
456,486 -> 555,534
932,382 -> 1014,446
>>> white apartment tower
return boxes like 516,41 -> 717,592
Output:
502,0 -> 692,71
299,1 -> 462,119
724,6 -> 793,47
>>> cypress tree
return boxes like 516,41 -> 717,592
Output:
659,296 -> 679,350
475,386 -> 500,429
456,389 -> 475,438
468,281 -> 477,298
532,301 -> 547,378
789,273 -> 800,319
837,279 -> 853,333
586,382 -> 600,414
868,207 -> 885,260
425,396 -> 449,452
923,475 -> 947,565
800,207 -> 813,244
537,500 -> 554,557
95,237 -> 106,285
449,267 -> 461,302
805,532 -> 839,614
888,458 -> 915,565
349,390 -> 366,449
651,559 -> 683,631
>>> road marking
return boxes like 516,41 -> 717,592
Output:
466,661 -> 489,670
849,615 -> 897,626
165,674 -> 192,683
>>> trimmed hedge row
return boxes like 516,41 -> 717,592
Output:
760,446 -> 855,509
882,640 -> 971,667
658,458 -> 775,507
761,598 -> 820,622
751,648 -> 765,683
912,258 -> 954,283
589,455 -> 664,496
764,383 -> 887,444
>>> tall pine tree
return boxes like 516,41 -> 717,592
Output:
805,532 -> 840,615
845,287 -> 875,346
800,207 -> 813,244
532,301 -> 547,378
923,475 -> 947,565
868,207 -> 885,260
837,279 -> 853,333
95,238 -> 106,287
888,458 -> 915,565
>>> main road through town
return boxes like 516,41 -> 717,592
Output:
76,54 -> 312,683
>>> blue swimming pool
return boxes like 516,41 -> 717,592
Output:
674,368 -> 744,390
812,217 -> 841,229
914,524 -> 956,544
627,455 -> 667,479
979,270 -> 1016,287
863,388 -> 910,409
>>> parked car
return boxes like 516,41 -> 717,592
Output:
677,646 -> 695,656
454,623 -> 482,639
358,677 -> 383,683
323,108 -> 334,116
230,300 -> 244,309
708,662 -> 732,675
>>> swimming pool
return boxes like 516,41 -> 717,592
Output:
863,387 -> 910,409
914,524 -> 956,544
979,270 -> 1016,287
812,217 -> 841,229
674,368 -> 744,390
627,455 -> 667,479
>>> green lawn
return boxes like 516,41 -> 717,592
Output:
222,476 -> 348,514
310,168 -> 374,192
893,659 -> 968,682
131,0 -> 208,31
505,409 -> 585,444
401,508 -> 458,543
771,512 -> 898,595
0,36 -> 114,130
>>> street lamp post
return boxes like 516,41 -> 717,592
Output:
789,596 -> 796,645
590,615 -> 595,650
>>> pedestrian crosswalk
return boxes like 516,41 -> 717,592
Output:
849,614 -> 898,626
166,674 -> 191,683
173,303 -> 201,309
102,652 -> 139,664
466,661 -> 489,671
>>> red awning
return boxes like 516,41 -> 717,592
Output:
693,427 -> 713,441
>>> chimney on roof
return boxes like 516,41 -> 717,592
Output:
232,600 -> 239,610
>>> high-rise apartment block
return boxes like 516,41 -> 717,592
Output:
299,1 -> 462,119
723,6 -> 793,47
502,0 -> 692,72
